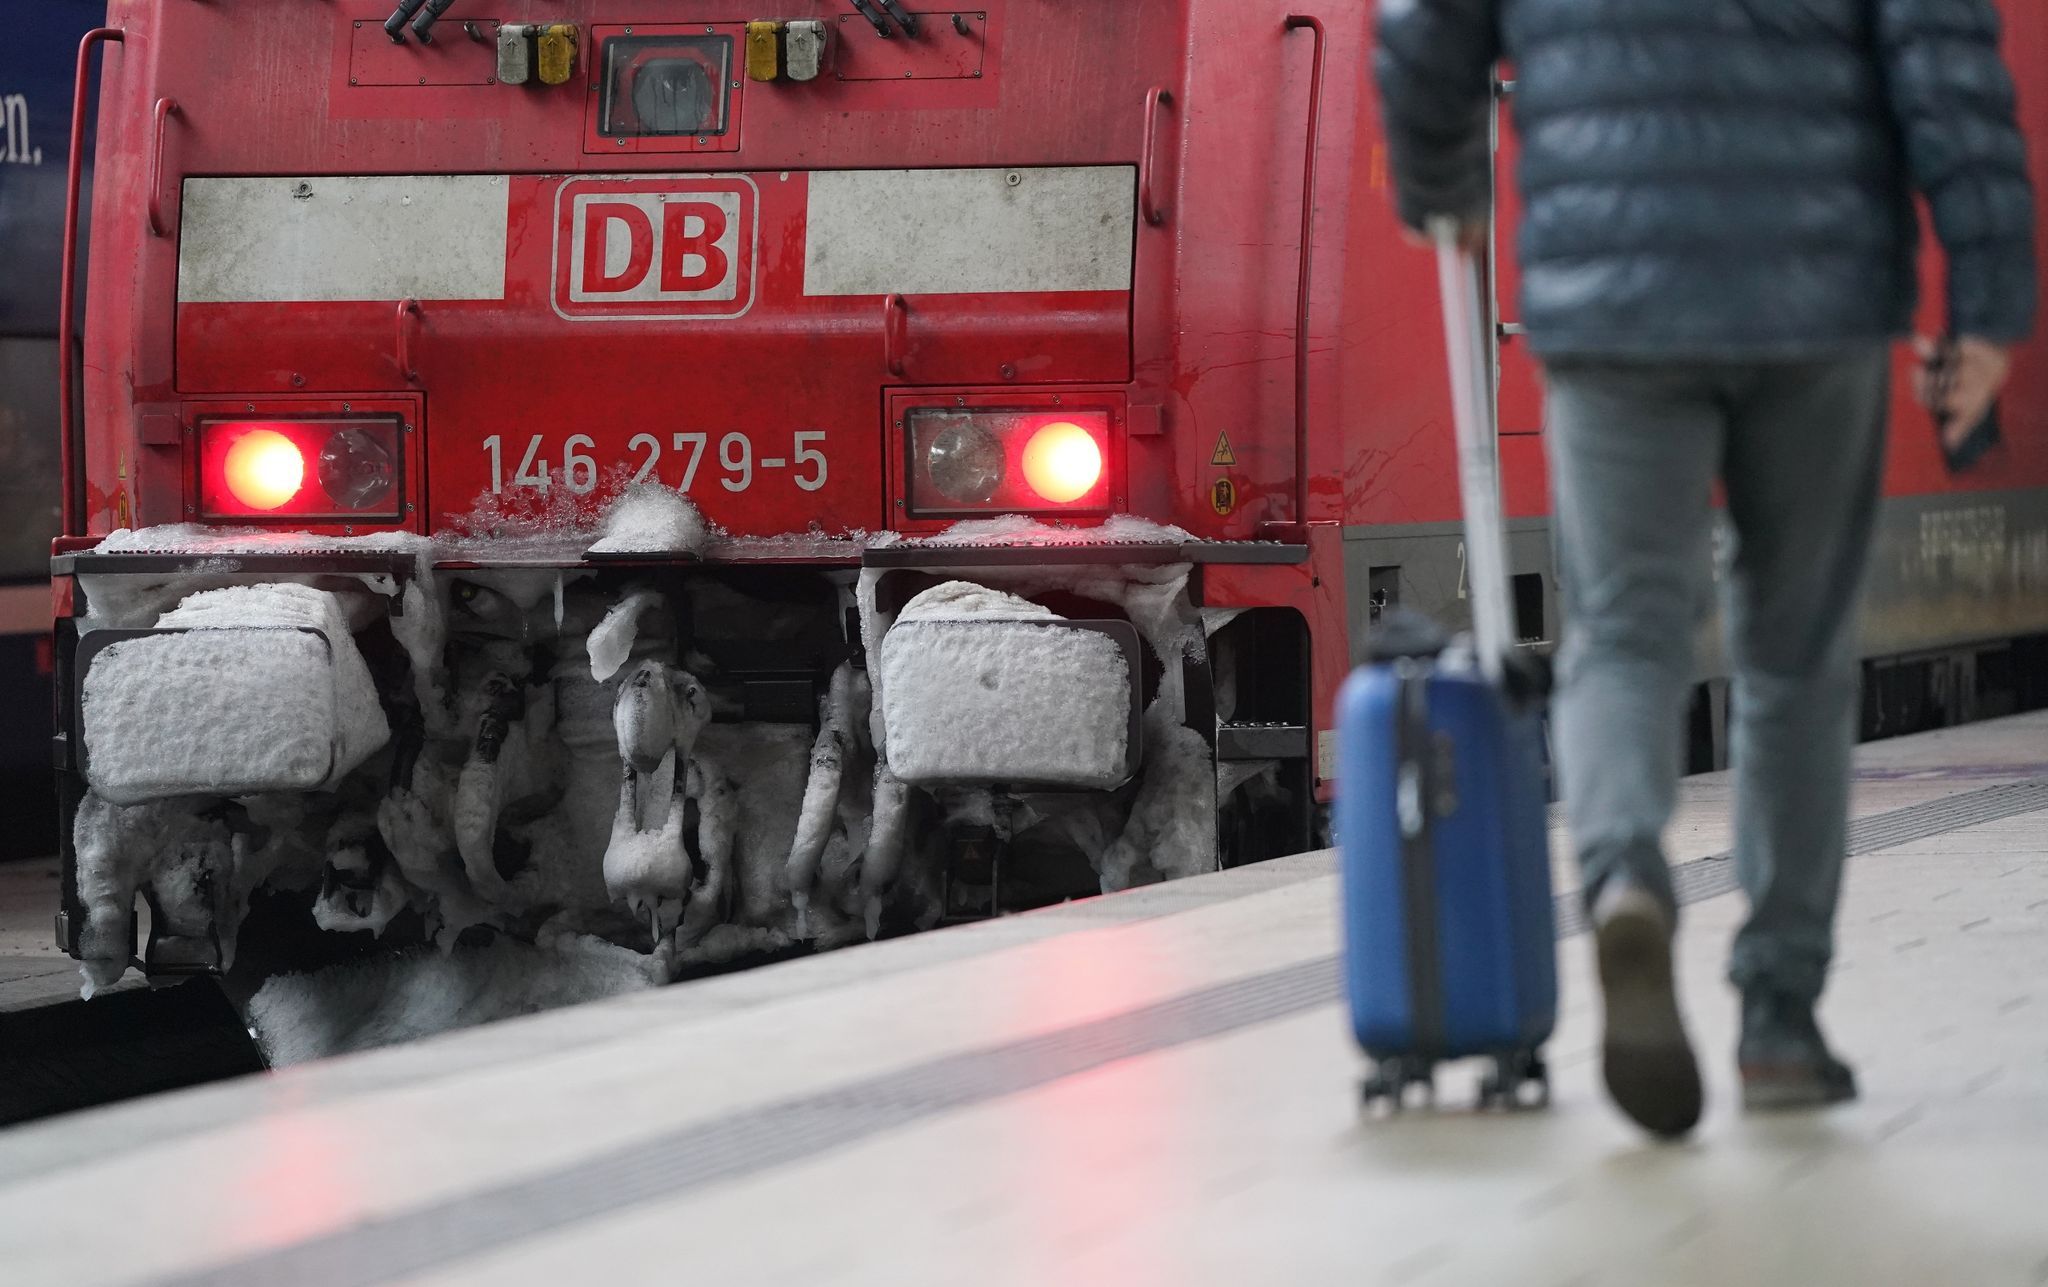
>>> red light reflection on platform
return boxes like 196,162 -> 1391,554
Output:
225,1110 -> 367,1251
997,930 -> 1201,1283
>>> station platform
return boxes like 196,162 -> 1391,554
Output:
1,712 -> 2044,1286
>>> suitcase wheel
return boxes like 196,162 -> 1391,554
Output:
1478,1049 -> 1550,1111
1361,1058 -> 1437,1113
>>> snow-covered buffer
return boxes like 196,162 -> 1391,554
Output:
79,583 -> 389,804
878,583 -> 1138,789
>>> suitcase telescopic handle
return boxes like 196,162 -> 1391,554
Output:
1429,218 -> 1517,687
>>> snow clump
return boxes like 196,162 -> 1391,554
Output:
247,933 -> 661,1065
586,483 -> 711,558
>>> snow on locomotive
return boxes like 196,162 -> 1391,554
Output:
51,2 -> 2048,995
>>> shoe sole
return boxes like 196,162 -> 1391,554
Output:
1740,1066 -> 1858,1112
1596,893 -> 1704,1139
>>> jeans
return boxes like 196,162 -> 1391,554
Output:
1543,351 -> 1889,1004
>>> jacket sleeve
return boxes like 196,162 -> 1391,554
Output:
1875,0 -> 2037,341
1372,0 -> 1501,233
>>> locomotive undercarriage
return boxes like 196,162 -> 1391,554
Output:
60,556 -> 1301,991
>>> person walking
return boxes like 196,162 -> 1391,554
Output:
1373,0 -> 2036,1138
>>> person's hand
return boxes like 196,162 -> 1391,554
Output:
1913,335 -> 2012,449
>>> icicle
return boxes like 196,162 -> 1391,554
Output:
859,767 -> 912,940
588,589 -> 661,683
453,673 -> 524,899
786,664 -> 853,924
553,572 -> 565,634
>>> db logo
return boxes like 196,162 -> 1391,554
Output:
551,176 -> 757,321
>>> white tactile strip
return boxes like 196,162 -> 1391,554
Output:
137,781 -> 2047,1287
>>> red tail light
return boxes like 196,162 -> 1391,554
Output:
198,418 -> 403,521
1020,421 -> 1104,503
221,429 -> 305,511
905,408 -> 1112,518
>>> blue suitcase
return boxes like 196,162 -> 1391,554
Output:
1337,651 -> 1556,1108
1335,228 -> 1557,1110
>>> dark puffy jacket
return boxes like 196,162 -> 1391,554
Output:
1374,0 -> 2037,358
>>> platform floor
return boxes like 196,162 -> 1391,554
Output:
0,858 -> 85,1012
1,714 -> 2045,1286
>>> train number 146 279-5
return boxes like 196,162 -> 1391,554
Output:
480,431 -> 828,495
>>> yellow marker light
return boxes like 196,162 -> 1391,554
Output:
223,429 -> 306,511
1020,421 -> 1103,504
746,21 -> 782,82
537,24 -> 578,87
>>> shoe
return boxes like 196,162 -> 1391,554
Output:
1593,877 -> 1704,1139
1739,992 -> 1858,1110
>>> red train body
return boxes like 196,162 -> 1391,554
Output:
51,2 -> 2048,979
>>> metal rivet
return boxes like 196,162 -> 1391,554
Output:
1051,395 -> 1061,405
418,77 -> 427,86
999,364 -> 1016,380
972,69 -> 982,77
349,77 -> 358,86
732,80 -> 741,88
354,20 -> 362,28
342,403 -> 351,412
706,25 -> 716,33
487,77 -> 496,85
291,373 -> 305,388
1005,172 -> 1021,187
246,403 -> 256,412
402,423 -> 414,434
624,26 -> 633,34
895,499 -> 905,509
697,136 -> 707,144
616,138 -> 627,146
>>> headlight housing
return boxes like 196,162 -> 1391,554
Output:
198,417 -> 404,521
905,408 -> 1112,518
601,35 -> 733,138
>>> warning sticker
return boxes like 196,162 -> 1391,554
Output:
1210,477 -> 1237,516
1210,431 -> 1237,467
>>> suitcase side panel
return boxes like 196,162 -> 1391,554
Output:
1336,665 -> 1423,1055
1502,701 -> 1561,1042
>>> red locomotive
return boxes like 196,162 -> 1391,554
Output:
52,3 -> 2048,987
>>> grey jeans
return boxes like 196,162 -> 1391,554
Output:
1543,351 -> 1889,1004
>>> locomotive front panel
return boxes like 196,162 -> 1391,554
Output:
54,2 -> 1365,986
